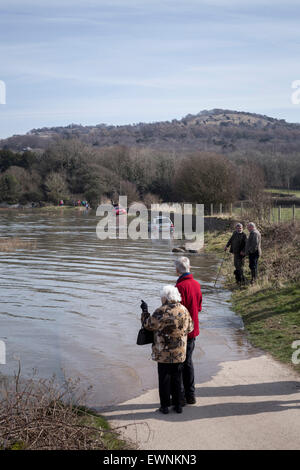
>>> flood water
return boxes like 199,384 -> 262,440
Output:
0,210 -> 260,408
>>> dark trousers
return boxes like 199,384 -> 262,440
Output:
249,251 -> 260,279
234,254 -> 245,283
181,338 -> 195,398
157,362 -> 183,408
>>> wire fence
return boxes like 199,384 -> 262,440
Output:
207,202 -> 300,223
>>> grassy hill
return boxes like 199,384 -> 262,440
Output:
2,108 -> 300,154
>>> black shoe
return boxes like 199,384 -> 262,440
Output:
186,395 -> 196,405
171,397 -> 186,407
159,407 -> 169,414
173,405 -> 182,414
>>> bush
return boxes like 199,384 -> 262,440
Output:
0,370 -> 129,450
174,152 -> 239,205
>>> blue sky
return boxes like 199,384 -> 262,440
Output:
0,0 -> 300,138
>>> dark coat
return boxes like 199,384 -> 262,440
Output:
226,231 -> 247,254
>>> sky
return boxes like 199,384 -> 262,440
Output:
0,0 -> 300,138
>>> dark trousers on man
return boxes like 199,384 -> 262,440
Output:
234,254 -> 245,284
249,251 -> 260,281
157,362 -> 183,408
181,338 -> 195,399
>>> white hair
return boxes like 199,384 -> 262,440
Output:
174,256 -> 190,274
248,222 -> 256,229
160,285 -> 182,303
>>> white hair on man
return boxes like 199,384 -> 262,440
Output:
160,285 -> 182,304
174,256 -> 190,274
248,222 -> 256,229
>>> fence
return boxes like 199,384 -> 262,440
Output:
150,201 -> 299,223
207,202 -> 300,223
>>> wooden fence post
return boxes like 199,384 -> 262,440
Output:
278,206 -> 281,222
210,203 -> 213,216
230,203 -> 233,217
241,201 -> 243,217
219,203 -> 222,216
292,204 -> 295,223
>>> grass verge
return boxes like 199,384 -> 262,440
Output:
232,283 -> 300,372
205,223 -> 300,374
0,372 -> 132,450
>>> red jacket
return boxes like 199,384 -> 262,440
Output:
175,273 -> 202,339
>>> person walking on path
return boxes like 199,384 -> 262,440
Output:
175,257 -> 202,405
224,223 -> 247,286
140,286 -> 193,414
243,222 -> 262,283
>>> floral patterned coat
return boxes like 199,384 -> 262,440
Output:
141,301 -> 194,363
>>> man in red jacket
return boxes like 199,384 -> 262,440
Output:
175,256 -> 202,404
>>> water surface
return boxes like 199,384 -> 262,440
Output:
0,210 -> 260,406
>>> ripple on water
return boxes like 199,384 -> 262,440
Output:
0,210 -> 260,406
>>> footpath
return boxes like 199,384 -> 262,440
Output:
102,354 -> 300,450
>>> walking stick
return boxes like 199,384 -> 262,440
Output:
214,251 -> 229,287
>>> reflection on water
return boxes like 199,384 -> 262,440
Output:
0,210 -> 260,406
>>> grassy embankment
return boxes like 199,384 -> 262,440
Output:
0,373 -> 131,450
205,222 -> 300,374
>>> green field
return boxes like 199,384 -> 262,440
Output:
231,205 -> 300,222
265,188 -> 300,198
269,206 -> 300,222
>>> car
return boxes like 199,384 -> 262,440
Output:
113,204 -> 127,215
150,216 -> 174,233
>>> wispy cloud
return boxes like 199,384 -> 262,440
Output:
0,0 -> 299,138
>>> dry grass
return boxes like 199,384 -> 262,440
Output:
0,238 -> 36,252
206,220 -> 300,286
257,221 -> 300,285
0,367 -> 134,450
206,220 -> 300,371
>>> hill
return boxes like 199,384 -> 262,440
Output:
2,109 -> 300,154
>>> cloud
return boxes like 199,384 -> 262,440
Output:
0,0 -> 299,138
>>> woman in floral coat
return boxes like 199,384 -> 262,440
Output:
141,285 -> 193,414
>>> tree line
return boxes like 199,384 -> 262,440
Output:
0,138 -> 290,209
